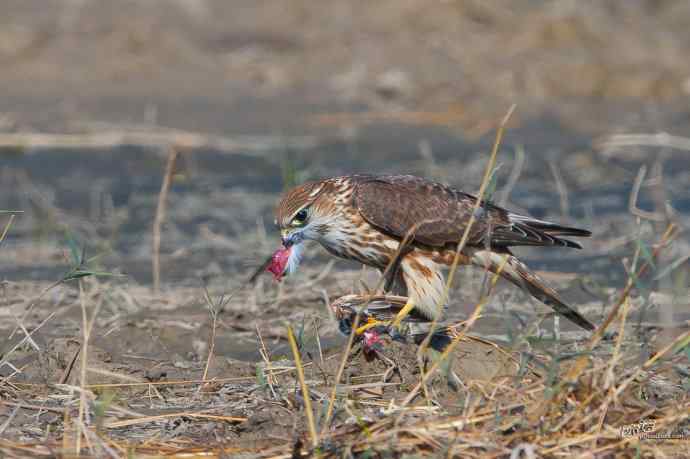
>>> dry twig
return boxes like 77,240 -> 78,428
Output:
152,147 -> 179,292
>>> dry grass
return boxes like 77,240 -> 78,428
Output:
0,275 -> 688,457
0,275 -> 687,458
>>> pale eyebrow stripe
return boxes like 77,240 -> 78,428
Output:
308,185 -> 324,198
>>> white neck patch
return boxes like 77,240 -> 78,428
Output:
286,242 -> 305,275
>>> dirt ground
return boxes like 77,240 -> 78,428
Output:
1,1 -> 689,457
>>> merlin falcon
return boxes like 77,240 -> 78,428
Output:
270,174 -> 595,331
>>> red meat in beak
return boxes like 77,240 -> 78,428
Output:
266,245 -> 291,281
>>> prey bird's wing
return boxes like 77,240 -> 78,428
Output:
354,175 -> 590,249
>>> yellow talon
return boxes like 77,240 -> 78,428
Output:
355,317 -> 387,335
390,298 -> 416,329
353,298 -> 416,335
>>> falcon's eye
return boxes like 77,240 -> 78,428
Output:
291,208 -> 309,226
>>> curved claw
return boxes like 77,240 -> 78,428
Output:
355,317 -> 390,335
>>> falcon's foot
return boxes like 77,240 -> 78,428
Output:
354,298 -> 417,340
354,317 -> 387,335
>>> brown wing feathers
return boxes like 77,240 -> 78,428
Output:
354,175 -> 481,247
491,218 -> 590,249
354,175 -> 590,250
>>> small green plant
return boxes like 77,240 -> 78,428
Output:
93,389 -> 117,432
255,364 -> 267,388
61,231 -> 121,282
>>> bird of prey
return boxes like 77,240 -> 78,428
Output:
271,174 -> 595,332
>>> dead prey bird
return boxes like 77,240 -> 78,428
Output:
329,294 -> 466,353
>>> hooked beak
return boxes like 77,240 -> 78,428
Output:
280,229 -> 293,247
281,229 -> 305,248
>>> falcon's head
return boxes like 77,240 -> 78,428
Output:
271,179 -> 338,278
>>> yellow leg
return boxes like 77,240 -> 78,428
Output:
390,298 -> 416,329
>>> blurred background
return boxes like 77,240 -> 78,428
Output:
0,1 -> 688,360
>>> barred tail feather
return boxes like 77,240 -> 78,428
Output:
472,250 -> 595,331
